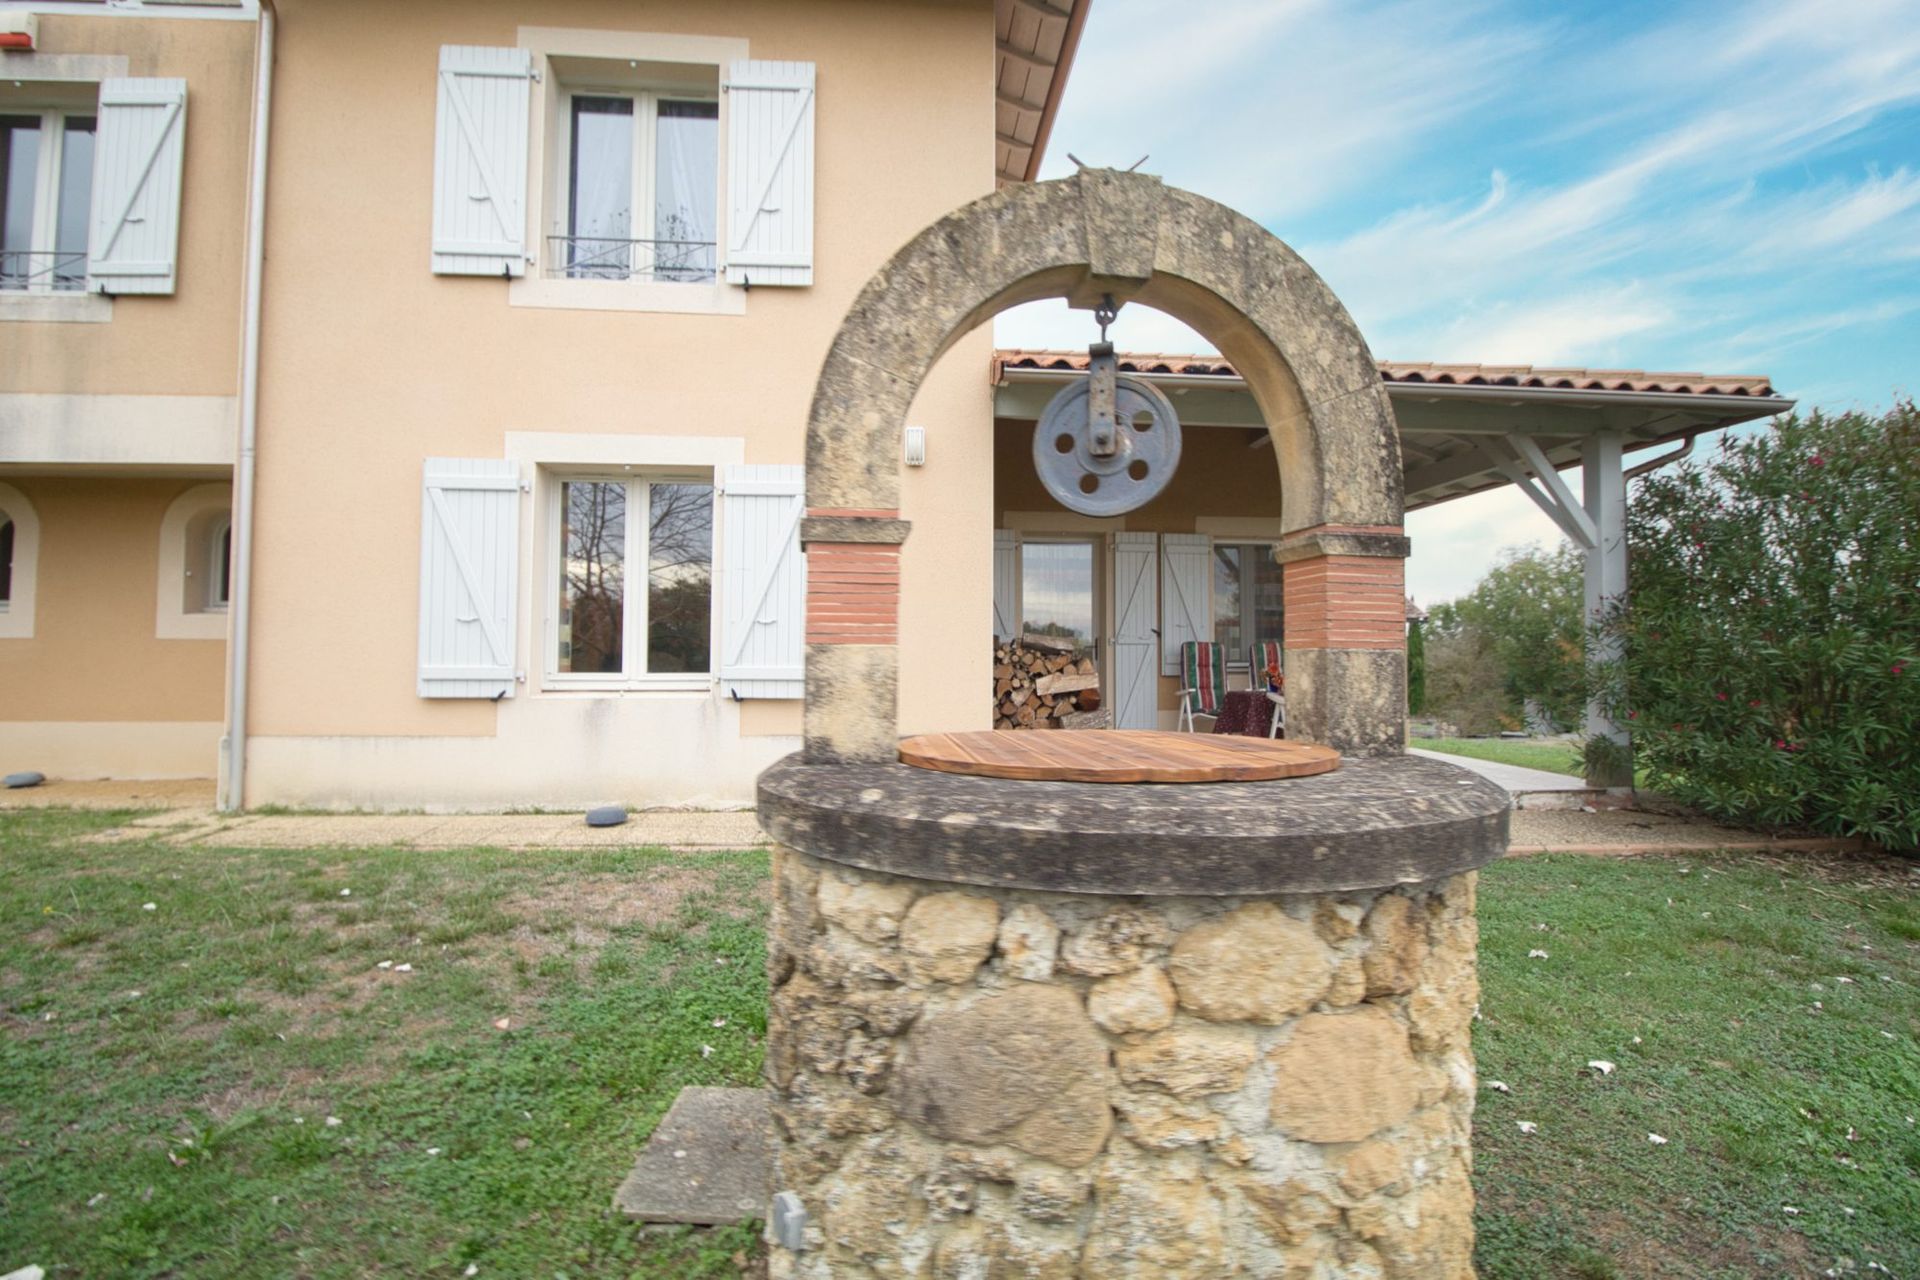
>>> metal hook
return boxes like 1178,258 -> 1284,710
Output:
1094,292 -> 1117,343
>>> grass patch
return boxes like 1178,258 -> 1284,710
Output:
5,809 -> 1916,1278
0,808 -> 769,1279
1424,736 -> 1585,777
1474,849 -> 1920,1278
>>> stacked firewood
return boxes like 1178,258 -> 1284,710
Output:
993,633 -> 1102,730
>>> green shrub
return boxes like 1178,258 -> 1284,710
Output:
1428,544 -> 1584,730
1407,617 -> 1428,715
1601,404 -> 1920,851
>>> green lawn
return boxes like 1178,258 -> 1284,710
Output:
1423,735 -> 1586,777
1,810 -> 1916,1278
0,809 -> 768,1279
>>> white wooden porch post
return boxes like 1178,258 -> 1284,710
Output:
1581,431 -> 1631,787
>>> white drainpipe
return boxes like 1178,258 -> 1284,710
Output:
218,0 -> 274,812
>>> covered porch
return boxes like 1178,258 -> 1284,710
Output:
989,349 -> 1792,783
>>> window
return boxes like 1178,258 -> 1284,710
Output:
551,474 -> 713,684
1,108 -> 94,292
0,482 -> 39,638
155,484 -> 230,640
1212,542 -> 1285,665
1019,539 -> 1099,656
0,514 -> 13,608
552,80 -> 718,283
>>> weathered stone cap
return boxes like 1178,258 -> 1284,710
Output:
758,753 -> 1510,896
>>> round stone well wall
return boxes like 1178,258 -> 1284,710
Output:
758,754 -> 1510,1279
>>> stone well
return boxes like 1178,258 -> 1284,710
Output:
755,168 -> 1511,1277
759,755 -> 1508,1278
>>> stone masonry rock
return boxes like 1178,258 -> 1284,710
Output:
1059,906 -> 1172,976
817,874 -> 916,944
996,903 -> 1060,982
1114,1024 -> 1257,1097
1169,903 -> 1330,1023
900,892 -> 1000,985
1087,965 -> 1176,1034
1362,893 -> 1430,997
893,984 -> 1113,1167
1268,1008 -> 1420,1143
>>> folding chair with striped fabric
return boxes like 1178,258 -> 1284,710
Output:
1178,641 -> 1227,732
1249,640 -> 1286,738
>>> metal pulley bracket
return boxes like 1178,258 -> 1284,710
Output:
1033,346 -> 1184,517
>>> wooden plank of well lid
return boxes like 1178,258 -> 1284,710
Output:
897,730 -> 1341,783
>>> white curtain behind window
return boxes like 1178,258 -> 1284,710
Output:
655,101 -> 717,281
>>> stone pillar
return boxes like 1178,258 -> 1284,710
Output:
759,754 -> 1507,1279
1275,525 -> 1413,756
1580,434 -> 1632,788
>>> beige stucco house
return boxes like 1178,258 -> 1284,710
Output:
1,0 -> 1788,807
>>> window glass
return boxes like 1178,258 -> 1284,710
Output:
654,101 -> 717,282
1021,541 -> 1095,654
646,482 -> 712,673
55,116 -> 93,288
1250,547 -> 1285,652
567,96 -> 634,278
1212,544 -> 1244,660
0,516 -> 12,605
558,481 -> 626,673
1,117 -> 40,290
210,520 -> 232,609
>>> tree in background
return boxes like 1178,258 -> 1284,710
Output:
1425,545 -> 1584,733
1406,616 -> 1427,715
1598,404 -> 1920,852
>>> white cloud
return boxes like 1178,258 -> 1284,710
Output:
993,300 -> 1217,355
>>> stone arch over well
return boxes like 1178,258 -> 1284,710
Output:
801,168 -> 1411,762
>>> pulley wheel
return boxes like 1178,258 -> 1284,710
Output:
1032,374 -> 1184,516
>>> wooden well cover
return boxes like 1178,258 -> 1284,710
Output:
898,730 -> 1341,784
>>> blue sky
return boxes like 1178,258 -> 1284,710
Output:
992,0 -> 1920,603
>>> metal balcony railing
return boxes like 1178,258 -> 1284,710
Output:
544,235 -> 717,284
0,250 -> 87,293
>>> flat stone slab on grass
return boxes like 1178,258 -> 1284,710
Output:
615,1086 -> 769,1226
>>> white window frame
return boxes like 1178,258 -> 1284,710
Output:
555,87 -> 719,283
1011,533 -> 1105,656
1,106 -> 94,294
154,482 -> 230,640
541,468 -> 717,693
0,54 -> 122,323
511,27 -> 745,316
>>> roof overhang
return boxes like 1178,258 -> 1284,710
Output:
990,352 -> 1796,510
993,0 -> 1090,187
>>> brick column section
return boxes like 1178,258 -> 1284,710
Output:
1274,525 -> 1411,755
1278,524 -> 1409,649
802,509 -> 906,646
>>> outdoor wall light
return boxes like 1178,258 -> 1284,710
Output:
903,425 -> 927,467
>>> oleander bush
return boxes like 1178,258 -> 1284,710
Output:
1599,403 -> 1920,851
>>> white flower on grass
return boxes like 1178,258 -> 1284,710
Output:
426,1147 -> 441,1156
465,1267 -> 479,1277
1647,1133 -> 1668,1145
395,964 -> 413,973
377,961 -> 392,970
1484,1080 -> 1511,1094
340,889 -> 352,898
1528,949 -> 1549,960
711,1017 -> 727,1028
87,1192 -> 108,1207
700,1044 -> 714,1059
1836,976 -> 1855,984
1515,1121 -> 1538,1134
492,1018 -> 511,1031
325,1116 -> 342,1128
1587,1060 -> 1616,1076
1782,1205 -> 1801,1215
1632,1035 -> 1643,1045
142,903 -> 157,911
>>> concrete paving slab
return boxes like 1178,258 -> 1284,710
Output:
614,1086 -> 769,1225
1409,749 -> 1591,796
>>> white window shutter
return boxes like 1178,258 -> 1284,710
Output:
419,459 -> 520,698
432,45 -> 532,277
719,464 -> 806,699
88,78 -> 187,295
1159,533 -> 1212,675
992,530 -> 1020,641
724,59 -> 814,287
